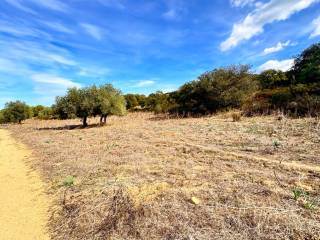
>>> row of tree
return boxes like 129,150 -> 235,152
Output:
125,43 -> 320,117
1,42 -> 319,125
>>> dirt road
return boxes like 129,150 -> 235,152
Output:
0,129 -> 49,240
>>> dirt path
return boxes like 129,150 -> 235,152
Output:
0,129 -> 49,240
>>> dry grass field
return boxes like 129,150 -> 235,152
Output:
5,112 -> 320,240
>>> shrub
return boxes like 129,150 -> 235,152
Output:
1,101 -> 32,124
38,107 -> 53,120
0,110 -> 4,124
231,112 -> 241,122
32,105 -> 46,118
173,65 -> 257,115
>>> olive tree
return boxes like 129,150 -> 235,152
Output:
1,101 -> 32,123
53,84 -> 126,127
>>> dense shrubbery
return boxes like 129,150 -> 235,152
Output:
124,94 -> 147,111
172,65 -> 257,115
244,43 -> 320,117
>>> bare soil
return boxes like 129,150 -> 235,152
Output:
0,129 -> 49,240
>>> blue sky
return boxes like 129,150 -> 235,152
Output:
0,0 -> 320,107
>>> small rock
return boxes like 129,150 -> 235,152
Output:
191,197 -> 200,205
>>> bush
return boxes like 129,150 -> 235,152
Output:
173,65 -> 257,115
32,105 -> 46,118
1,101 -> 32,124
0,110 -> 4,124
231,112 -> 241,122
38,107 -> 53,120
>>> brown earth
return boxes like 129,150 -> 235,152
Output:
0,129 -> 49,240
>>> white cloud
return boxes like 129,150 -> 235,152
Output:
221,0 -> 318,51
135,80 -> 155,87
230,0 -> 256,8
31,74 -> 81,100
46,54 -> 76,66
262,40 -> 292,55
257,59 -> 294,72
310,16 -> 320,38
80,23 -> 103,40
31,74 -> 81,88
78,67 -> 110,77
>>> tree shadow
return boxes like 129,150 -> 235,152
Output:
36,123 -> 106,131
148,113 -> 203,121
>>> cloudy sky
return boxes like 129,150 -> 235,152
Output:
0,0 -> 320,107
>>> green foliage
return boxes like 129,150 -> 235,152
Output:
53,84 -> 126,126
292,188 -> 304,201
145,91 -> 176,114
244,42 -> 320,117
0,110 -> 4,124
292,43 -> 320,84
38,107 -> 53,120
173,65 -> 257,115
32,105 -> 45,117
125,94 -> 139,110
63,176 -> 75,187
1,101 -> 32,123
292,187 -> 319,210
272,139 -> 281,149
258,70 -> 289,89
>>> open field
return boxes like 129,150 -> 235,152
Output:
4,112 -> 320,239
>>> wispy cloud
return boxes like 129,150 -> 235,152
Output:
29,0 -> 68,12
80,23 -> 103,40
5,0 -> 68,13
262,40 -> 293,55
310,16 -> 320,38
162,0 -> 186,21
4,0 -> 36,14
78,67 -> 110,77
257,59 -> 294,72
135,80 -> 155,87
221,0 -> 318,51
0,20 -> 48,38
230,0 -> 256,8
31,73 -> 81,101
42,21 -> 74,34
31,73 -> 81,88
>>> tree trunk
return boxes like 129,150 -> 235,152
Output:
100,115 -> 107,125
83,116 -> 88,127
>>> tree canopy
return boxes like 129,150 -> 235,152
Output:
1,101 -> 32,124
53,84 -> 126,126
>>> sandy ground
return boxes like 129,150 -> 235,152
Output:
0,129 -> 49,240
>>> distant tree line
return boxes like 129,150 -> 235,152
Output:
1,42 -> 319,125
125,43 -> 320,117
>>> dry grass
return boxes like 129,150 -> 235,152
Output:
5,112 -> 320,239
